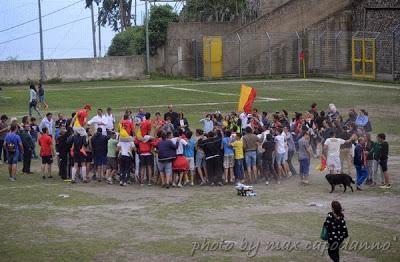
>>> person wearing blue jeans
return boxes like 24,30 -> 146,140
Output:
354,137 -> 368,191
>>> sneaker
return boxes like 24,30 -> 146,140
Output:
123,182 -> 127,186
147,183 -> 152,186
210,182 -> 215,186
190,182 -> 194,186
356,186 -> 362,191
166,185 -> 170,189
120,181 -> 123,186
42,175 -> 46,179
217,182 -> 223,186
199,181 -> 206,186
106,178 -> 113,185
172,182 -> 176,187
8,177 -> 16,182
48,176 -> 53,179
277,181 -> 281,185
265,181 -> 269,185
71,180 -> 76,184
177,183 -> 183,188
380,184 -> 392,189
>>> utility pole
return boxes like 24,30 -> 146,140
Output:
145,0 -> 150,74
134,0 -> 137,26
37,0 -> 45,83
98,6 -> 102,57
90,3 -> 97,57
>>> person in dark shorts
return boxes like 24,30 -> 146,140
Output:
67,133 -> 88,183
38,127 -> 54,179
105,132 -> 118,184
377,133 -> 391,189
91,127 -> 109,182
3,124 -> 23,182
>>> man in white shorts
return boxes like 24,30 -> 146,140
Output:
324,131 -> 354,174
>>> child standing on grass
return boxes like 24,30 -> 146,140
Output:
29,117 -> 40,159
4,124 -> 23,182
230,132 -> 245,184
157,132 -> 178,189
105,132 -> 118,184
38,127 -> 54,179
183,131 -> 196,186
222,130 -> 235,183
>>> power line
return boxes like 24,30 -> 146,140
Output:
0,0 -> 84,33
0,16 -> 91,45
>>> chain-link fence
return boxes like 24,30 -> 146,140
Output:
193,28 -> 400,81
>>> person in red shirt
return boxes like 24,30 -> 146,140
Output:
38,127 -> 54,179
72,104 -> 91,136
119,114 -> 134,137
152,112 -> 165,136
140,112 -> 152,136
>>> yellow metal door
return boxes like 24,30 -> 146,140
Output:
352,38 -> 376,79
203,36 -> 223,78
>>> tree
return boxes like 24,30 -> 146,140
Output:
107,27 -> 145,56
85,0 -> 133,32
148,5 -> 179,55
181,0 -> 248,22
107,5 -> 178,56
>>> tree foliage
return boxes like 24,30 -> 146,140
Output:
181,0 -> 248,22
85,0 -> 133,32
107,5 -> 178,56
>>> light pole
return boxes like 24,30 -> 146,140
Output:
37,0 -> 45,83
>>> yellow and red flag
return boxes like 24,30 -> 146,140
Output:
238,84 -> 256,113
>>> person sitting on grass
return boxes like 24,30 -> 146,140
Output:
38,127 -> 55,179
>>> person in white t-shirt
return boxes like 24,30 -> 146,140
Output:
324,131 -> 354,174
105,107 -> 115,132
87,108 -> 108,135
239,112 -> 249,131
117,139 -> 136,186
274,128 -> 287,181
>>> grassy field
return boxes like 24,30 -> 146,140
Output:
0,78 -> 400,261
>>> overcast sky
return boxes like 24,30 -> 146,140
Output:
0,0 -> 165,61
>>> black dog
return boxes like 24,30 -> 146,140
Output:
325,174 -> 355,193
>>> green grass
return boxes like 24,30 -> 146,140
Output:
1,77 -> 400,261
1,78 -> 399,152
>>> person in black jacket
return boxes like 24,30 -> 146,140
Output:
20,124 -> 34,174
91,127 -> 109,182
324,201 -> 348,262
57,128 -> 69,180
198,131 -> 223,186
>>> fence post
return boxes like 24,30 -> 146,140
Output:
208,38 -> 212,80
334,31 -> 342,78
296,31 -> 301,77
192,39 -> 198,79
237,33 -> 242,78
392,24 -> 400,81
266,32 -> 272,77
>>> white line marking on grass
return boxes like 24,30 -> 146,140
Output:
309,78 -> 400,90
160,86 -> 281,101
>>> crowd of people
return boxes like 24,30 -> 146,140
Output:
0,99 -> 391,189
